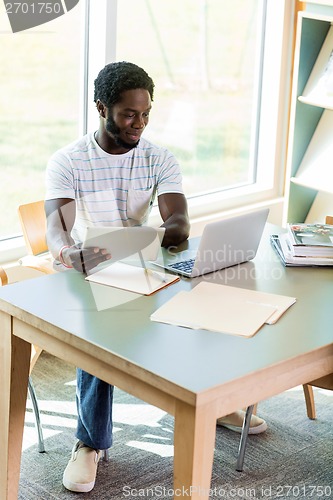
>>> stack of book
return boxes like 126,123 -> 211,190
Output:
271,223 -> 333,266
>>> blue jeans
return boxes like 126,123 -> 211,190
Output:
76,369 -> 114,450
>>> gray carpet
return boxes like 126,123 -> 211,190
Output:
19,352 -> 333,500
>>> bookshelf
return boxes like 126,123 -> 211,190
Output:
284,3 -> 333,224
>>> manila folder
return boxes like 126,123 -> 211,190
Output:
150,288 -> 276,337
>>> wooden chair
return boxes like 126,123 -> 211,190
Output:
18,200 -> 54,274
303,375 -> 333,419
1,201 -> 55,450
16,202 -> 115,461
236,214 -> 333,469
302,215 -> 333,419
0,265 -> 46,452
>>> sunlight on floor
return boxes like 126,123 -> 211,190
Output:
64,379 -> 76,386
26,399 -> 76,414
23,399 -> 170,453
24,410 -> 77,429
24,384 -> 332,457
126,440 -> 174,458
112,403 -> 167,427
318,388 -> 333,397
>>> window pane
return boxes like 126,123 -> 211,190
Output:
116,0 -> 262,197
0,4 -> 82,239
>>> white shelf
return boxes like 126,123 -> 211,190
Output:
284,10 -> 333,224
298,95 -> 333,109
291,108 -> 333,194
305,191 -> 333,222
306,1 -> 333,6
299,24 -> 333,109
290,176 -> 333,194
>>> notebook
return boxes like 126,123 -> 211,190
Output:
152,208 -> 269,278
85,261 -> 179,296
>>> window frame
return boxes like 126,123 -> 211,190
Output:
0,1 -> 87,262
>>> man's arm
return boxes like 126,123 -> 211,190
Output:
45,198 -> 110,273
158,193 -> 190,247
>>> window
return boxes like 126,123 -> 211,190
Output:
86,0 -> 293,219
116,0 -> 262,197
0,2 -> 82,240
0,0 -> 293,255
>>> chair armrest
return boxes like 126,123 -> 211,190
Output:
20,255 -> 56,274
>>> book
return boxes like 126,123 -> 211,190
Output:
85,261 -> 179,295
150,282 -> 296,337
270,233 -> 333,266
287,223 -> 333,257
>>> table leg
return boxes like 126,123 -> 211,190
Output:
0,312 -> 31,500
173,400 -> 216,500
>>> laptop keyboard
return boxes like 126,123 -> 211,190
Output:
168,258 -> 195,274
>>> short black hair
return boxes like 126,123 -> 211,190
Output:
94,61 -> 155,108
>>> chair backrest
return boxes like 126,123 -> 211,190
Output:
0,265 -> 8,286
0,264 -> 46,371
18,200 -> 48,256
0,265 -> 46,286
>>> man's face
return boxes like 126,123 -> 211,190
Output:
106,88 -> 152,150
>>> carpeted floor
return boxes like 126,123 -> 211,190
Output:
19,352 -> 333,500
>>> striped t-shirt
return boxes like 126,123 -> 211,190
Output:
45,132 -> 184,243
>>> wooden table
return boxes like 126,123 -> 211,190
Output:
1,226 -> 333,499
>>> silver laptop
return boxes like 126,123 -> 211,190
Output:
153,208 -> 269,278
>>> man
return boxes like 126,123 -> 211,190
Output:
45,61 -> 266,494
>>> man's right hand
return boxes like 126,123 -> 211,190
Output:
60,244 -> 111,274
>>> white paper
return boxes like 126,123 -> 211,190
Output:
85,261 -> 179,295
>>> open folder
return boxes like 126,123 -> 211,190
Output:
150,282 -> 296,337
85,261 -> 179,295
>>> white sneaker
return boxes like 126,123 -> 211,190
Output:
217,410 -> 267,434
63,441 -> 101,493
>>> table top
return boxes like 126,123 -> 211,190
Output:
0,224 -> 332,395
